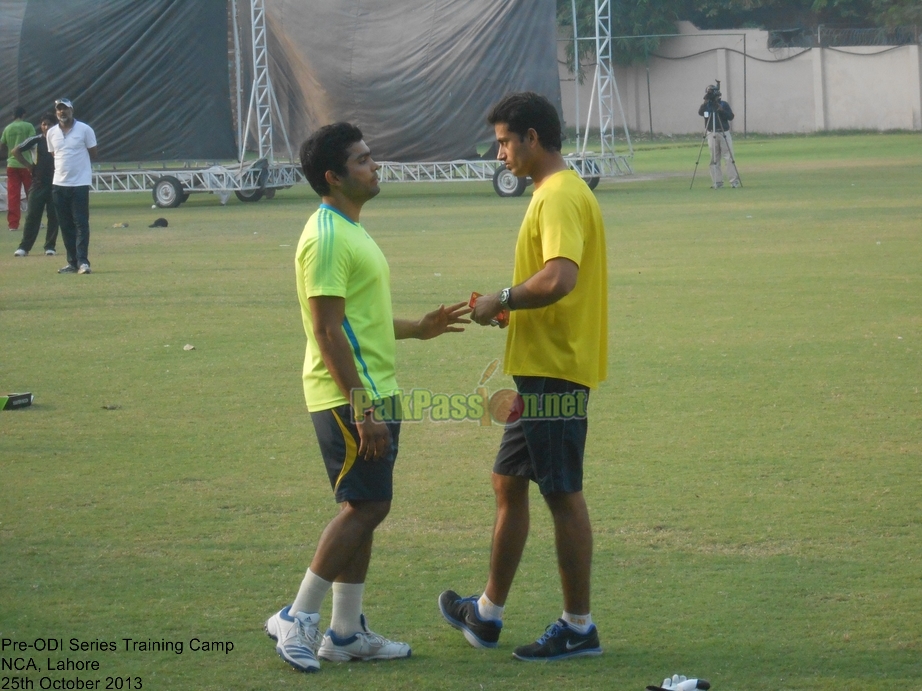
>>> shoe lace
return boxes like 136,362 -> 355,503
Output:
536,621 -> 567,644
293,617 -> 321,651
359,629 -> 389,648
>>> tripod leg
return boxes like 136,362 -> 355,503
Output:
719,131 -> 742,187
690,129 -> 709,190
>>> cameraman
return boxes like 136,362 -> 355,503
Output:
698,85 -> 739,189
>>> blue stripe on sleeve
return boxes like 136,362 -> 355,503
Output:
342,316 -> 380,400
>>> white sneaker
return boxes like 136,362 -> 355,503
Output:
318,614 -> 411,661
14,248 -> 27,257
45,249 -> 56,256
78,263 -> 92,275
265,606 -> 320,672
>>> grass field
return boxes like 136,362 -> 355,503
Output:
2,133 -> 920,691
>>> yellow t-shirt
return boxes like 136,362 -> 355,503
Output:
504,170 -> 608,389
296,204 -> 398,411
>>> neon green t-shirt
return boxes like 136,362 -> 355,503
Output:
296,204 -> 398,411
2,120 -> 36,168
504,169 -> 608,389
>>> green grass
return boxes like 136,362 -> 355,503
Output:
2,133 -> 920,690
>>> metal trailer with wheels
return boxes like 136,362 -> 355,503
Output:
488,153 -> 628,197
90,158 -> 302,208
371,152 -> 629,199
89,151 -> 627,206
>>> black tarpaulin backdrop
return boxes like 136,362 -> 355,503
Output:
7,0 -> 236,162
1,0 -> 560,163
262,0 -> 561,161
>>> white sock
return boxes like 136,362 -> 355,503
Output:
477,592 -> 504,622
562,611 -> 593,634
291,568 -> 332,616
329,582 -> 365,637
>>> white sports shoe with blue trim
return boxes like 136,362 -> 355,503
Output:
318,614 -> 411,661
265,606 -> 321,672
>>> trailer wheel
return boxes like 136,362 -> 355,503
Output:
492,167 -> 526,197
264,188 -> 276,200
585,177 -> 600,190
234,188 -> 264,202
153,176 -> 185,208
235,159 -> 269,202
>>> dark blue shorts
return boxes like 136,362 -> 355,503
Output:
310,397 -> 401,503
493,376 -> 590,496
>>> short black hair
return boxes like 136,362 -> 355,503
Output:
40,112 -> 56,126
300,122 -> 364,196
487,92 -> 562,152
13,106 -> 26,119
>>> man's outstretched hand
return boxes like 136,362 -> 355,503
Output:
415,301 -> 472,340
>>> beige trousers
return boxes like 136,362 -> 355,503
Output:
707,131 -> 739,188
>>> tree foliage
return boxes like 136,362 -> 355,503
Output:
557,0 -> 919,69
557,0 -> 685,70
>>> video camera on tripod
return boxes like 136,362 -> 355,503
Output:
703,80 -> 722,106
691,78 -> 743,189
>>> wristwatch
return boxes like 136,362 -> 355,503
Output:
499,287 -> 513,310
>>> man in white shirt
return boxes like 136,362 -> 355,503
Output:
46,98 -> 97,274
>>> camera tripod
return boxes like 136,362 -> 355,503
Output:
691,98 -> 742,190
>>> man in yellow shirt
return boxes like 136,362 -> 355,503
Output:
439,92 -> 608,661
266,122 -> 469,673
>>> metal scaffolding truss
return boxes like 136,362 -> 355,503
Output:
376,154 -> 629,184
594,0 -> 617,158
75,0 -> 631,206
239,0 -> 293,163
92,0 -> 303,208
571,0 -> 633,164
246,0 -> 272,159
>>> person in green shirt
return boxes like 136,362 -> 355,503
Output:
265,122 -> 470,673
1,106 -> 36,231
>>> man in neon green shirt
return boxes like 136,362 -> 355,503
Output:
265,122 -> 469,673
1,106 -> 36,231
440,92 -> 608,662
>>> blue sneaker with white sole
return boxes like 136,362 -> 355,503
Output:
438,589 -> 502,649
512,619 -> 602,661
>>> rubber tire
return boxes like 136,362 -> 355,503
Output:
264,188 -> 276,200
235,159 -> 269,203
153,176 -> 184,208
585,176 -> 600,190
234,187 -> 264,203
492,167 -> 526,197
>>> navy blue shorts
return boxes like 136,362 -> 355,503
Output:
310,397 -> 401,503
493,376 -> 589,496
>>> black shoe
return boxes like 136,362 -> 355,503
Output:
58,264 -> 77,274
512,619 -> 602,661
438,590 -> 502,649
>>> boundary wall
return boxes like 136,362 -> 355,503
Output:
560,21 -> 922,135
